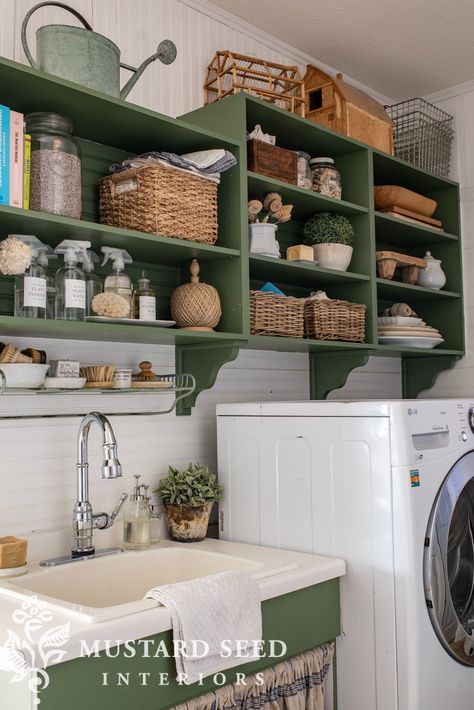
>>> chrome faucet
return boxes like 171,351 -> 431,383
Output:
41,412 -> 128,566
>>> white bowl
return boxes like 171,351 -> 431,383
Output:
0,364 -> 50,388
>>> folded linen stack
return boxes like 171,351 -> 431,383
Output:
145,571 -> 262,684
109,149 -> 237,183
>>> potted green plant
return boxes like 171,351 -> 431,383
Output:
303,212 -> 354,271
155,463 -> 223,542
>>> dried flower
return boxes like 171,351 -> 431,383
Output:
0,237 -> 33,275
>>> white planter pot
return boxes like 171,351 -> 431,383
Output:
312,243 -> 353,271
249,223 -> 280,258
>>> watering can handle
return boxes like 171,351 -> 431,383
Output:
21,1 -> 93,70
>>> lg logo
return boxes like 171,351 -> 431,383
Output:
408,408 -> 418,416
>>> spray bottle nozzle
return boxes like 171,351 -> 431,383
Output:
55,239 -> 91,266
37,245 -> 58,268
101,247 -> 133,272
80,249 -> 100,273
9,234 -> 46,258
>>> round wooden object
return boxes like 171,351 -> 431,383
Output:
171,259 -> 222,330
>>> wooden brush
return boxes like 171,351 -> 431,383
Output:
0,344 -> 33,363
263,192 -> 282,211
272,204 -> 293,223
248,199 -> 263,223
80,365 -> 116,388
132,361 -> 172,389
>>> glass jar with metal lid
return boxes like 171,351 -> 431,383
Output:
309,157 -> 342,199
25,112 -> 82,219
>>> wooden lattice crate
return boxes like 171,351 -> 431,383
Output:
205,51 -> 305,116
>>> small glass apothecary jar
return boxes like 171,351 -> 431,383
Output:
309,157 -> 342,199
25,112 -> 82,220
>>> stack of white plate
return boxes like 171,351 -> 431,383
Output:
377,316 -> 444,348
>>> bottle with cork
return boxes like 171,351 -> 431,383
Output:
133,270 -> 156,321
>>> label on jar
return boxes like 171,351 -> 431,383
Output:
139,296 -> 156,321
65,279 -> 86,310
24,276 -> 47,309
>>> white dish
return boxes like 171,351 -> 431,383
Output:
377,316 -> 423,326
378,336 -> 444,348
86,317 -> 176,327
0,564 -> 28,579
0,363 -> 50,388
43,377 -> 87,390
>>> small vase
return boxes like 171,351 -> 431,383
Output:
312,243 -> 353,271
164,501 -> 214,542
249,223 -> 281,258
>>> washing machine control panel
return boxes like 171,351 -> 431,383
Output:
468,406 -> 474,434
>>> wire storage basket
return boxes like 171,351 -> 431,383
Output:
385,98 -> 454,178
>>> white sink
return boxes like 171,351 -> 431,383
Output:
0,543 -> 281,623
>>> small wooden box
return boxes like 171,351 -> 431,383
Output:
247,140 -> 298,185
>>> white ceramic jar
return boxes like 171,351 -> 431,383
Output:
248,223 -> 281,258
417,251 -> 446,290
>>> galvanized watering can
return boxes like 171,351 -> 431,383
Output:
21,1 -> 177,99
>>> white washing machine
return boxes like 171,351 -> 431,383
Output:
216,399 -> 474,710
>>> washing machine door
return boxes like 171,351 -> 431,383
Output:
424,450 -> 474,666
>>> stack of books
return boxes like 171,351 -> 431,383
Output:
0,104 -> 31,209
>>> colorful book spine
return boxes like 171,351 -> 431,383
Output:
23,134 -> 31,209
9,111 -> 24,208
0,104 -> 10,205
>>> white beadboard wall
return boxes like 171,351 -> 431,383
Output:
0,0 -> 401,560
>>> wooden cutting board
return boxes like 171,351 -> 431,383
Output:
380,206 -> 443,229
374,185 -> 437,216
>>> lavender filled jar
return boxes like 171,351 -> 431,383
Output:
26,112 -> 82,220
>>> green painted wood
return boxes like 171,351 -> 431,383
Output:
36,579 -> 340,710
376,278 -> 460,301
374,212 -> 458,248
402,355 -> 462,398
0,57 -> 240,155
249,255 -> 370,288
176,341 -> 241,415
309,351 -> 371,399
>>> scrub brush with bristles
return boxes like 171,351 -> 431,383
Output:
272,204 -> 293,224
248,199 -> 263,223
261,192 -> 283,223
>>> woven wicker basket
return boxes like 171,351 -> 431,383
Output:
305,298 -> 366,341
99,163 -> 218,244
250,290 -> 305,338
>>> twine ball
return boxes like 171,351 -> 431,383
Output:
171,259 -> 221,331
0,237 -> 33,275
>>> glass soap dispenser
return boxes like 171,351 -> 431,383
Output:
123,475 -> 151,550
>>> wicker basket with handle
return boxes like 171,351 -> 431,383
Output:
250,290 -> 305,338
99,163 -> 218,244
305,298 -> 366,341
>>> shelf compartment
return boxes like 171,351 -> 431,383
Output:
248,171 -> 367,219
0,205 -> 240,266
376,278 -> 460,301
376,344 -> 463,357
249,255 -> 370,288
0,316 -> 247,346
374,212 -> 458,248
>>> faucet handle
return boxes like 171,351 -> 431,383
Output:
111,493 -> 128,521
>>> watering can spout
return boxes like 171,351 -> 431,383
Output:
120,40 -> 177,100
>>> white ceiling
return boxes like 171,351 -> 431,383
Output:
209,0 -> 474,99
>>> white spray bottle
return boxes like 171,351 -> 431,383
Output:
101,247 -> 133,317
80,249 -> 102,316
13,234 -> 48,319
54,239 -> 91,321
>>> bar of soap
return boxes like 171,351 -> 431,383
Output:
0,536 -> 27,569
286,245 -> 314,261
49,360 -> 80,378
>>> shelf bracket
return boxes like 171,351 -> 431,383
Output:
309,350 -> 371,400
402,355 -> 461,399
175,340 -> 241,415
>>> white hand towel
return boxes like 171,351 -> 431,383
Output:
145,571 -> 262,684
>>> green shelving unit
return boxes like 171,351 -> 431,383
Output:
0,58 -> 465,411
184,92 -> 464,398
